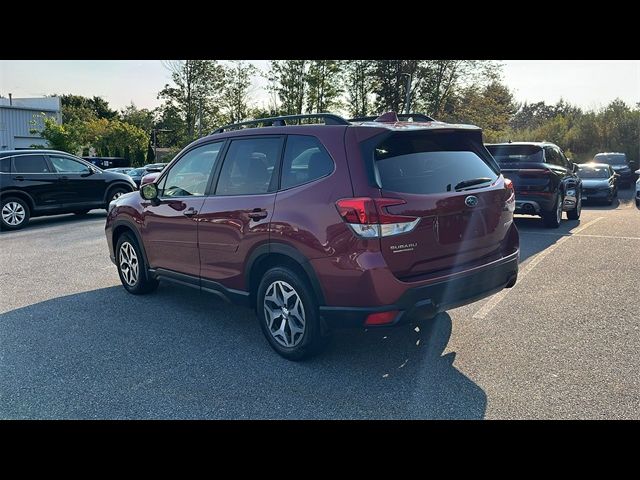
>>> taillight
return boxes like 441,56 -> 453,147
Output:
504,177 -> 515,212
335,197 -> 420,238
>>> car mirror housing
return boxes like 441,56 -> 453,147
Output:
140,183 -> 159,201
141,172 -> 159,186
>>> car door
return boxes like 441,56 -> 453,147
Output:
197,136 -> 283,289
141,141 -> 224,277
556,147 -> 579,205
48,154 -> 104,208
10,154 -> 60,210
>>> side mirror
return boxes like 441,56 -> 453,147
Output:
141,172 -> 159,186
81,167 -> 95,177
140,183 -> 159,202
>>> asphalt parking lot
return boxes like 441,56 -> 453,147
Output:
1,190 -> 639,419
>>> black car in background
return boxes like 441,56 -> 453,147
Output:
486,142 -> 582,228
593,152 -> 633,187
0,150 -> 136,230
577,163 -> 618,204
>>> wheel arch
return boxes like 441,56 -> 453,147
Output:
245,243 -> 326,309
111,219 -> 149,268
1,190 -> 35,213
104,181 -> 135,204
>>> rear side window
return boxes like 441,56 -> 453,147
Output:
0,157 -> 11,173
281,135 -> 334,189
486,145 -> 543,165
12,155 -> 51,173
215,137 -> 281,195
374,132 -> 498,195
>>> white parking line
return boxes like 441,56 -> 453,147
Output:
520,231 -> 640,241
471,217 -> 604,320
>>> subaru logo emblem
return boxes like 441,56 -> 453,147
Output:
465,195 -> 478,207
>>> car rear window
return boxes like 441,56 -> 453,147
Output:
486,145 -> 544,165
12,155 -> 51,173
594,154 -> 627,165
374,132 -> 499,195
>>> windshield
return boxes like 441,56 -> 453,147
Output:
486,145 -> 543,165
594,154 -> 626,165
578,167 -> 610,179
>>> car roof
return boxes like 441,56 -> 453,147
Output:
485,142 -> 556,147
594,152 -> 625,156
0,149 -> 76,158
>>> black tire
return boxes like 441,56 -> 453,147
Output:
73,209 -> 91,215
256,267 -> 329,361
542,193 -> 563,228
106,186 -> 130,208
115,232 -> 158,294
567,192 -> 582,220
0,196 -> 30,230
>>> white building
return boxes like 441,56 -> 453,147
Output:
0,96 -> 62,150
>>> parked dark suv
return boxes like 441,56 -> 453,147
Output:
0,149 -> 136,230
486,142 -> 582,228
106,112 -> 520,360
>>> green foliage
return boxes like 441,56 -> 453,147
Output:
58,94 -> 118,124
120,103 -> 156,133
146,142 -> 156,163
267,60 -> 307,115
305,60 -> 343,114
344,60 -> 374,117
158,60 -> 226,142
32,116 -> 81,152
221,61 -> 257,123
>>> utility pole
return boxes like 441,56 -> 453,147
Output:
198,99 -> 203,137
402,73 -> 413,114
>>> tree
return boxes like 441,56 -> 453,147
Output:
445,81 -> 518,137
267,60 -> 307,115
158,60 -> 226,142
57,94 -> 118,124
344,60 -> 374,118
305,60 -> 343,114
33,116 -> 81,153
371,60 -> 417,113
120,103 -> 156,133
221,61 -> 257,124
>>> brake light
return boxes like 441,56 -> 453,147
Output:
335,197 -> 420,238
504,177 -> 515,212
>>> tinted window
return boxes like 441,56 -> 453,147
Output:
13,155 -> 51,173
486,145 -> 543,164
594,154 -> 627,165
50,156 -> 90,173
158,142 -> 223,197
281,135 -> 333,189
578,166 -> 610,179
375,132 -> 498,195
543,147 -> 562,166
0,157 -> 11,173
216,137 -> 280,195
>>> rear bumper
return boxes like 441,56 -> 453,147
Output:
513,193 -> 554,214
320,249 -> 519,328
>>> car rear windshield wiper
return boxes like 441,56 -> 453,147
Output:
453,177 -> 493,191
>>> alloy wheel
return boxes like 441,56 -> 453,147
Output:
119,241 -> 139,286
2,202 -> 26,226
263,280 -> 306,348
111,191 -> 125,202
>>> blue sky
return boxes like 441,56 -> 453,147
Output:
1,60 -> 638,112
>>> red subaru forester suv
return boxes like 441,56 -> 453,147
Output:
106,112 -> 519,360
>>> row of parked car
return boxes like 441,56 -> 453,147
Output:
105,163 -> 168,187
486,144 -> 639,228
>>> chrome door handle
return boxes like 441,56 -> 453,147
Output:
248,209 -> 268,220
